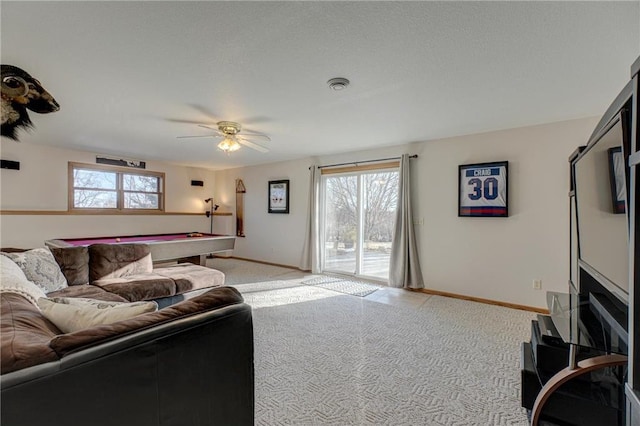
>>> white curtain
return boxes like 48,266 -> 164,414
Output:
389,154 -> 424,289
300,165 -> 320,272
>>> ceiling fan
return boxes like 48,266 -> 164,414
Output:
177,121 -> 270,153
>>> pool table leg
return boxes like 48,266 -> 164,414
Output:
176,255 -> 207,266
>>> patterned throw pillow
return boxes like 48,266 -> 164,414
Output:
3,248 -> 68,293
37,297 -> 158,333
0,255 -> 47,306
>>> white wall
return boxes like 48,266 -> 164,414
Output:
214,117 -> 600,308
1,117 -> 601,307
213,158 -> 310,266
0,142 -> 216,247
414,118 -> 598,308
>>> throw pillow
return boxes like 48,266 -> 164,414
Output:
3,248 -> 68,293
50,246 -> 89,286
0,255 -> 47,306
37,297 -> 158,333
89,244 -> 152,283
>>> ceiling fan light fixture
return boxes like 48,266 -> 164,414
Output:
180,120 -> 269,154
327,77 -> 350,91
217,137 -> 241,153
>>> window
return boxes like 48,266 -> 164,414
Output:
69,162 -> 164,212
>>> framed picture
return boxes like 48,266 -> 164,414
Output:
608,147 -> 626,214
268,179 -> 289,214
458,161 -> 508,217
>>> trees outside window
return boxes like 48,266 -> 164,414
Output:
323,169 -> 399,279
69,163 -> 164,211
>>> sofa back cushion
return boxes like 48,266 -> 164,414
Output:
89,244 -> 152,283
1,293 -> 61,374
50,246 -> 89,286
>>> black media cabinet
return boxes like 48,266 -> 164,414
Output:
519,252 -> 629,424
521,55 -> 640,426
521,311 -> 627,425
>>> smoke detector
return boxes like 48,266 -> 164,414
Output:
327,77 -> 350,91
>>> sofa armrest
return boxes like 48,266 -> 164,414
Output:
50,286 -> 244,357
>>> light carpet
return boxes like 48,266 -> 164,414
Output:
235,280 -> 534,426
206,257 -> 306,285
302,275 -> 381,297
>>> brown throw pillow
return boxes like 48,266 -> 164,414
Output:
89,244 -> 152,283
50,246 -> 89,286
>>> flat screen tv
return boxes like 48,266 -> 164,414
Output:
574,110 -> 630,305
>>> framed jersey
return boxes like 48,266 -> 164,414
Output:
458,161 -> 508,217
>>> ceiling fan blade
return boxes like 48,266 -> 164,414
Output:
176,134 -> 223,139
187,104 -> 220,121
198,124 -> 224,134
239,133 -> 271,141
166,118 -> 209,125
237,139 -> 269,153
240,116 -> 272,125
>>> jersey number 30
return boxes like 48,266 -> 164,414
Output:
468,177 -> 499,200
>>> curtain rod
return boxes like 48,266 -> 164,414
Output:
315,154 -> 418,170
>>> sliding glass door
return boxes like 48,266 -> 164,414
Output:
322,168 -> 399,280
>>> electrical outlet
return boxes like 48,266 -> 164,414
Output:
413,218 -> 424,225
533,279 -> 542,290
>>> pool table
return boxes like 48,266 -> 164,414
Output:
45,233 -> 235,266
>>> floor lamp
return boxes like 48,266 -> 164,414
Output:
204,198 -> 219,234
204,198 -> 219,259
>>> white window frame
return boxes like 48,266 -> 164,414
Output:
320,161 -> 399,280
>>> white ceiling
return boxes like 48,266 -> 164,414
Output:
1,1 -> 639,170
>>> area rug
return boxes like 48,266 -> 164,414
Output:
302,275 -> 381,297
239,283 -> 535,426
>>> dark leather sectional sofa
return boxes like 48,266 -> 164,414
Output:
0,244 -> 255,426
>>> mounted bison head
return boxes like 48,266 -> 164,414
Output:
1,65 -> 60,141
